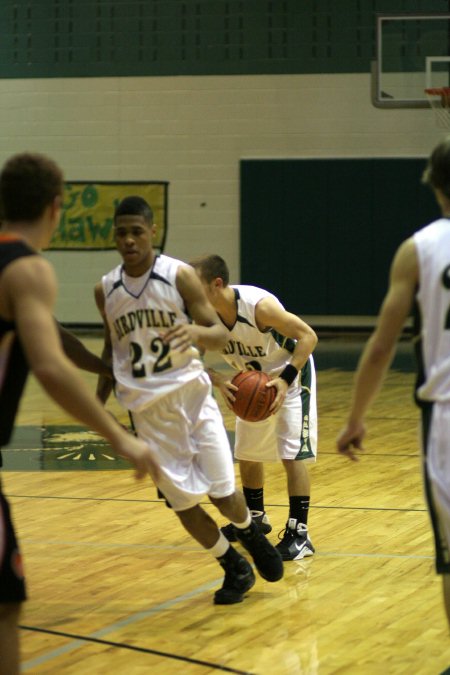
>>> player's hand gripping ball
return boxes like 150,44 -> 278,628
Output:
231,370 -> 276,422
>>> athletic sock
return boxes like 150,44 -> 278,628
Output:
289,495 -> 310,527
217,543 -> 242,564
209,531 -> 231,558
243,486 -> 265,514
231,509 -> 252,530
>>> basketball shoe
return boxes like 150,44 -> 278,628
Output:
275,518 -> 315,561
220,511 -> 272,542
235,520 -> 283,582
214,549 -> 256,605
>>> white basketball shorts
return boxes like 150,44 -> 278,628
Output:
234,356 -> 318,463
131,372 -> 235,512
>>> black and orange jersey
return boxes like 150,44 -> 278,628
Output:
0,235 -> 36,458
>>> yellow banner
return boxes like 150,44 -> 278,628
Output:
48,182 -> 168,250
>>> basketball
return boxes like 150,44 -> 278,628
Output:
231,370 -> 276,422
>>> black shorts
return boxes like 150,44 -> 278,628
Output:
0,487 -> 26,603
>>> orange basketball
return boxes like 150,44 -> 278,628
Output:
231,370 -> 276,422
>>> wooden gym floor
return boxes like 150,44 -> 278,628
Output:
2,335 -> 450,674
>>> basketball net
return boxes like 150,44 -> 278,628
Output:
425,87 -> 450,129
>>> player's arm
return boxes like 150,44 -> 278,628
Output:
164,264 -> 229,352
336,237 -> 418,461
256,296 -> 318,412
205,366 -> 238,410
257,297 -> 318,371
58,322 -> 112,378
6,257 -> 159,480
94,282 -> 115,404
207,366 -> 229,387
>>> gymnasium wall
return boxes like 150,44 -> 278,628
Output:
0,1 -> 444,323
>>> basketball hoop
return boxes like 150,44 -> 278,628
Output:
425,87 -> 450,129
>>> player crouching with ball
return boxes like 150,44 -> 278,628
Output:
190,254 -> 318,561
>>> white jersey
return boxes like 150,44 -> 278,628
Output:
102,254 -> 203,412
221,285 -> 317,464
221,285 -> 295,376
414,219 -> 450,402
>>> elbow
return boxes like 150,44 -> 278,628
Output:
303,327 -> 318,353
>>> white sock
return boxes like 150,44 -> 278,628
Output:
231,508 -> 252,530
209,531 -> 230,558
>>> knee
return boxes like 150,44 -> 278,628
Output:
175,505 -> 196,522
209,495 -> 222,509
175,504 -> 212,528
283,459 -> 305,473
209,494 -> 233,511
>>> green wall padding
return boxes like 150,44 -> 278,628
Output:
240,158 -> 439,316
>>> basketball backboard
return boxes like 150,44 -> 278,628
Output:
372,13 -> 450,108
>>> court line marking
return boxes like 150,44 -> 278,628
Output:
7,493 -> 429,513
19,548 -> 434,672
21,623 -> 254,674
19,546 -> 433,672
21,577 -> 256,673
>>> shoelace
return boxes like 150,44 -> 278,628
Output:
277,526 -> 296,542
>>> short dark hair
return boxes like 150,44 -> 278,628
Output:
0,152 -> 64,222
114,196 -> 153,223
422,136 -> 450,199
189,254 -> 230,286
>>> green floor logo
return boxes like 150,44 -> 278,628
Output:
2,425 -> 132,472
2,425 -> 236,472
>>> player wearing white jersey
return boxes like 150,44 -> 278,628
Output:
95,197 -> 283,605
101,254 -> 205,413
337,136 -> 450,630
190,256 -> 318,561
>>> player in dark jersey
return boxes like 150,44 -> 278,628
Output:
0,153 -> 159,674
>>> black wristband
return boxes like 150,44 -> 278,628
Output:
279,364 -> 298,386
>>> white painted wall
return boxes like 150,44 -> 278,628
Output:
0,73 -> 442,323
